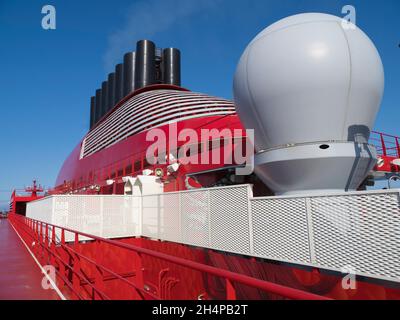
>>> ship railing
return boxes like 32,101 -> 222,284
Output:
370,131 -> 400,158
8,213 -> 330,301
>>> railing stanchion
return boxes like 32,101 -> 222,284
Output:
94,240 -> 105,300
34,221 -> 39,257
226,279 -> 237,300
59,229 -> 66,290
45,224 -> 49,263
39,222 -> 43,262
134,252 -> 144,293
72,233 -> 81,298
50,226 -> 56,267
380,133 -> 387,156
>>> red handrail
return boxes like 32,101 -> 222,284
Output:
371,131 -> 400,158
9,214 -> 330,301
11,215 -> 152,300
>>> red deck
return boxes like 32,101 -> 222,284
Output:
0,219 -> 59,300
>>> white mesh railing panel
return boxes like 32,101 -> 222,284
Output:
102,196 -> 139,239
310,193 -> 400,281
26,197 -> 56,242
251,197 -> 311,264
180,190 -> 210,248
209,187 -> 251,254
27,195 -> 141,242
159,192 -> 181,243
27,197 -> 53,224
130,196 -> 141,235
142,194 -> 159,239
26,187 -> 400,283
54,195 -> 101,241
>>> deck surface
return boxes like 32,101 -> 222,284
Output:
0,218 -> 60,300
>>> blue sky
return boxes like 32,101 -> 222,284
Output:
0,0 -> 399,208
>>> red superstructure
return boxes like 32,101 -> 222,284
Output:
5,34 -> 400,301
9,180 -> 45,216
52,84 -> 264,196
52,85 -> 400,197
16,83 -> 393,300
6,85 -> 400,301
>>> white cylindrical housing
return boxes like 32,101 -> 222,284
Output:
233,13 -> 384,195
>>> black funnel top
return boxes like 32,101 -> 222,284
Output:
123,52 -> 135,96
134,40 -> 156,90
115,63 -> 124,104
90,96 -> 95,129
89,39 -> 183,131
163,48 -> 181,86
95,89 -> 102,124
107,73 -> 115,112
101,81 -> 108,118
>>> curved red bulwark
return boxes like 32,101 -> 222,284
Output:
0,219 -> 60,300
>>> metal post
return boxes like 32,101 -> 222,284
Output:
50,226 -> 56,266
380,133 -> 387,156
306,198 -> 316,264
59,229 -> 66,289
38,222 -> 42,262
72,233 -> 81,298
94,240 -> 105,299
226,279 -> 237,300
134,252 -> 144,291
45,224 -> 49,263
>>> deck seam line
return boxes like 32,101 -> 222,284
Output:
9,221 -> 67,300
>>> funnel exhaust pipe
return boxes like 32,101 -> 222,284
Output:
107,73 -> 115,112
90,96 -> 95,129
95,89 -> 102,124
134,40 -> 156,90
90,39 -> 182,130
101,81 -> 108,118
163,48 -> 181,86
123,52 -> 135,96
115,63 -> 123,104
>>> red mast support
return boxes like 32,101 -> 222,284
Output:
25,180 -> 44,198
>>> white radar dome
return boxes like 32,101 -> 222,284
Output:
233,13 -> 384,195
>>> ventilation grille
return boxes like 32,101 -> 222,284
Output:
82,89 -> 235,158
